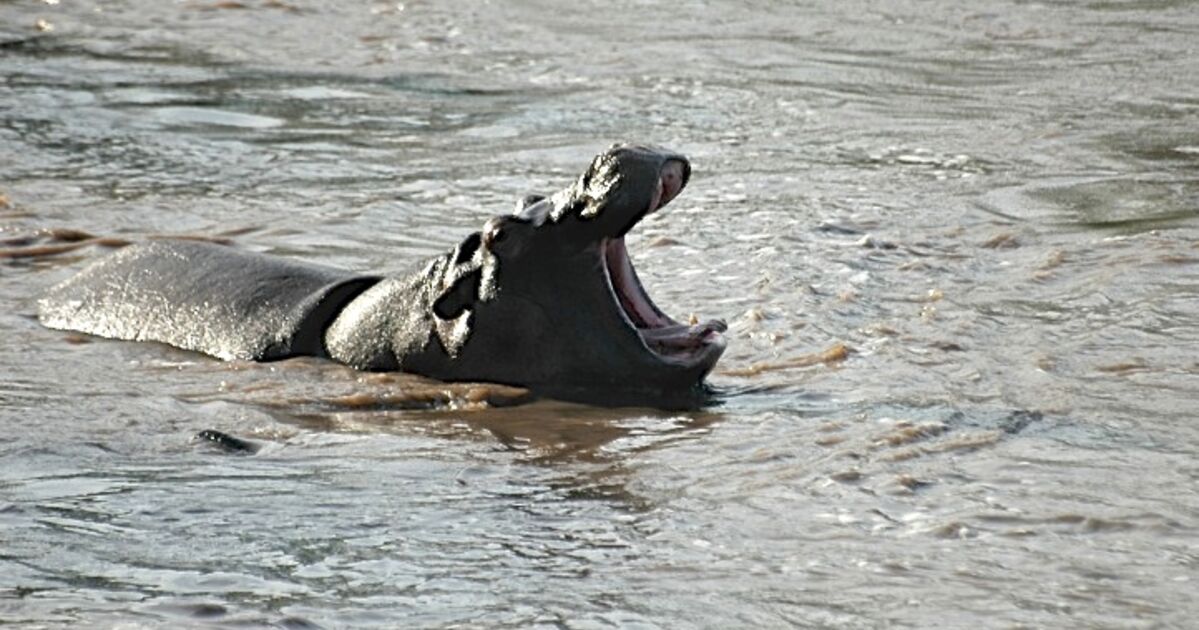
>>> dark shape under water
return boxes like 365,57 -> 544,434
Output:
196,429 -> 260,454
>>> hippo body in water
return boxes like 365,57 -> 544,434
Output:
38,144 -> 727,402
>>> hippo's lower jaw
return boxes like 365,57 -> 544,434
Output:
602,236 -> 727,374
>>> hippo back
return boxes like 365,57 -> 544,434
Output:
38,240 -> 379,361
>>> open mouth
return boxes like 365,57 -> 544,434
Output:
601,160 -> 727,367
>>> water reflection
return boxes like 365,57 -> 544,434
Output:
980,177 -> 1199,232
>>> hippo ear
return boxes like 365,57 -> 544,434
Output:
451,232 -> 482,265
432,269 -> 480,321
516,194 -> 546,212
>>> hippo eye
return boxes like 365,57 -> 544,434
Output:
484,223 -> 505,247
482,216 -> 531,256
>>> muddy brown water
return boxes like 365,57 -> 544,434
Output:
2,1 -> 1197,628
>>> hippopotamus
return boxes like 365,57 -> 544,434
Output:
38,144 -> 727,403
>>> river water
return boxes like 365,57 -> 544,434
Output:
1,1 -> 1197,628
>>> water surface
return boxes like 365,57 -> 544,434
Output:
2,1 -> 1197,627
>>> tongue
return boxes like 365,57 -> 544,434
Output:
639,321 -> 728,351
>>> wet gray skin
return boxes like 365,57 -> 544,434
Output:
38,144 -> 727,403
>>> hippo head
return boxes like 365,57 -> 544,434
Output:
429,144 -> 727,404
